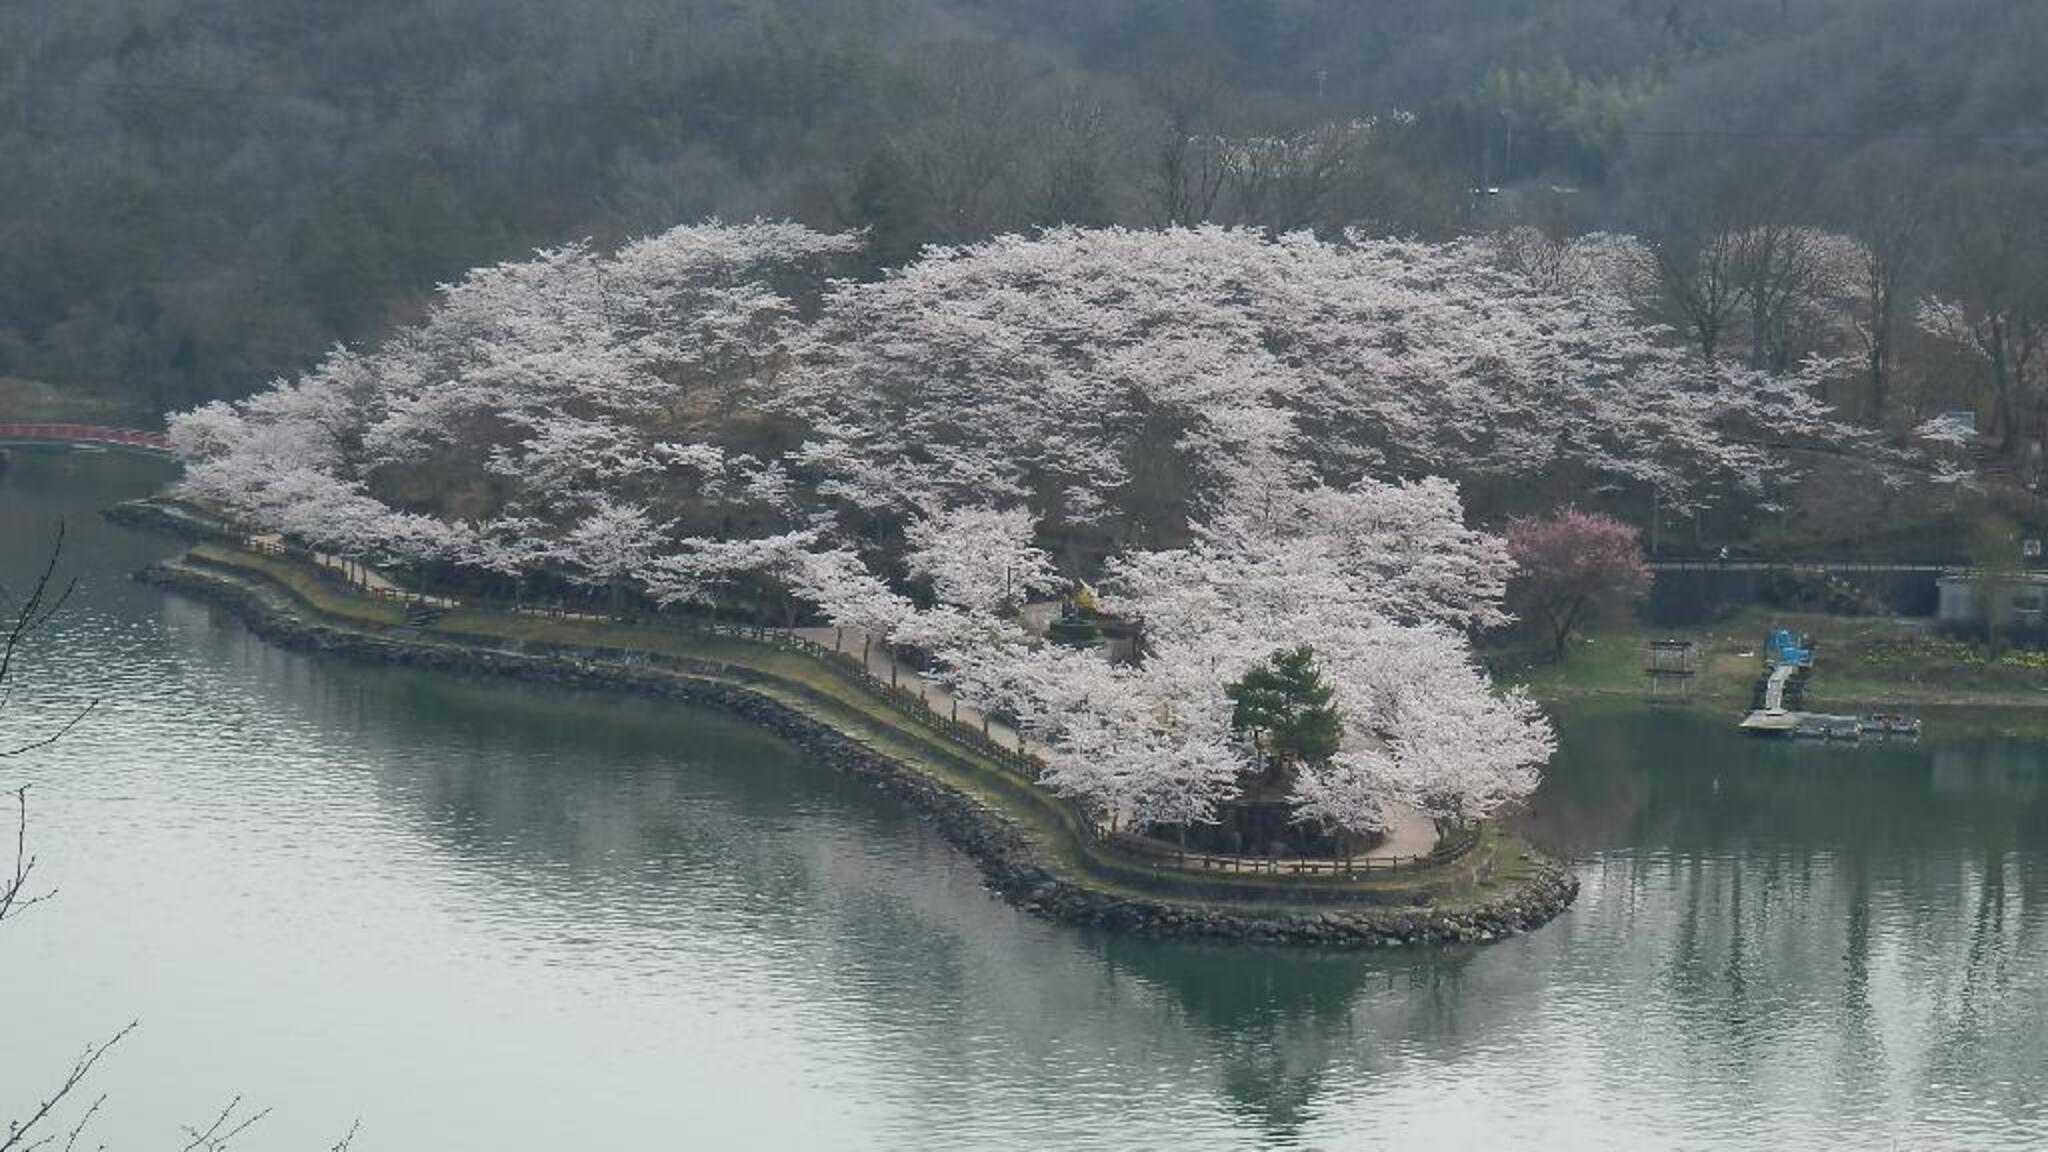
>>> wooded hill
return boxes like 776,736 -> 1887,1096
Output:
5,0 -> 2044,424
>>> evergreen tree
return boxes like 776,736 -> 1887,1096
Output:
1226,645 -> 1342,780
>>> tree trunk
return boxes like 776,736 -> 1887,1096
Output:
1867,274 -> 1892,424
1549,596 -> 1584,662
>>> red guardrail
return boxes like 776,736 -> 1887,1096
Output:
0,422 -> 171,451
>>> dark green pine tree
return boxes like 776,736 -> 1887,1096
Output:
1226,645 -> 1343,783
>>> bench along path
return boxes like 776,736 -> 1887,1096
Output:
796,623 -> 1441,864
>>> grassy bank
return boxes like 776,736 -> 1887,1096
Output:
1501,605 -> 2048,712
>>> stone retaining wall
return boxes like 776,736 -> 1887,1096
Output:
135,555 -> 1578,946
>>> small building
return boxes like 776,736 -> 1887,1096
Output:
1643,638 -> 1699,696
1937,571 -> 2048,632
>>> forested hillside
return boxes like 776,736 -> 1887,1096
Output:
3,0 -> 2044,417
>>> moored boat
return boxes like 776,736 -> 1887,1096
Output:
1861,713 -> 1922,737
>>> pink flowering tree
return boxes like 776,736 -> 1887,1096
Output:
1506,510 -> 1653,662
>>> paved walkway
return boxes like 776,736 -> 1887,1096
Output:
1375,804 -> 1439,859
797,623 -> 1024,742
796,623 -> 1441,862
248,533 -> 462,608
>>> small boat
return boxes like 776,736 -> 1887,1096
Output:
1860,713 -> 1922,737
1825,722 -> 1863,742
1794,719 -> 1831,740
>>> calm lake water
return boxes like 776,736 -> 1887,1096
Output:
3,449 -> 2045,1150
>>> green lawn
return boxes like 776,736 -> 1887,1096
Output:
1500,605 -> 2048,711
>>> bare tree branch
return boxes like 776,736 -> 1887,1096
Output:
178,1098 -> 271,1152
56,1092 -> 106,1152
4,528 -> 122,1151
1,522 -> 99,761
1,786 -> 52,924
0,1024 -> 135,1152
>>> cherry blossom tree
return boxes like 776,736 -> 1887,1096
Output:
910,478 -> 1552,839
160,223 -> 1752,846
564,500 -> 668,615
178,221 -> 1881,596
643,529 -> 820,625
1492,227 -> 1659,305
905,505 -> 1063,616
1505,509 -> 1653,661
787,545 -> 916,662
940,634 -> 1246,832
782,225 -> 1862,547
167,220 -> 858,586
462,516 -> 558,604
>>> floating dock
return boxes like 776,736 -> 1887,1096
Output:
1739,710 -> 1920,739
1738,628 -> 1922,740
1739,709 -> 1801,734
1743,629 -> 1815,732
1741,710 -> 1853,737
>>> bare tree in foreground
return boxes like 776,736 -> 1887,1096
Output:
2,522 -> 96,931
2,523 -> 125,1152
2,526 -> 356,1151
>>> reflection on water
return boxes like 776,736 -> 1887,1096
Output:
3,450 -> 2046,1150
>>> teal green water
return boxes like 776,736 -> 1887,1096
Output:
3,449 -> 2045,1150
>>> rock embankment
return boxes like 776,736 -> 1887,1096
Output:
135,554 -> 1578,946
